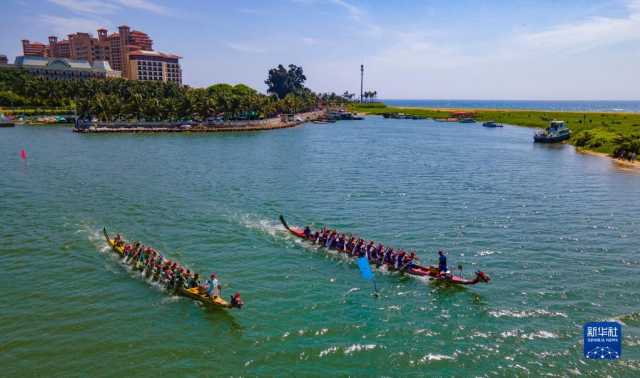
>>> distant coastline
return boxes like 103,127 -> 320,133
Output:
351,103 -> 640,167
381,99 -> 640,113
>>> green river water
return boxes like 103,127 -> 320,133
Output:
1,118 -> 639,376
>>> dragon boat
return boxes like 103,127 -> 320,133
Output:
103,228 -> 241,309
279,216 -> 490,286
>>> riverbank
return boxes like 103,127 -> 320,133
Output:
74,110 -> 325,133
576,148 -> 640,171
351,103 -> 640,161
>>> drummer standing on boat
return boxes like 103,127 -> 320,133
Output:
438,250 -> 448,275
206,273 -> 220,298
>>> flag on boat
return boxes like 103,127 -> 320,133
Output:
357,256 -> 374,281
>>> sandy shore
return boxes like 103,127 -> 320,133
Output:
576,148 -> 640,171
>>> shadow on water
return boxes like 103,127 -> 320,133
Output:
200,305 -> 244,333
428,282 -> 490,308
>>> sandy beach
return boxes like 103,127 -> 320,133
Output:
576,148 -> 640,171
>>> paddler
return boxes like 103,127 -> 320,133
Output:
188,273 -> 201,289
230,292 -> 244,308
438,250 -> 448,275
303,226 -> 311,239
336,234 -> 345,251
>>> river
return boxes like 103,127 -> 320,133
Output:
1,118 -> 639,376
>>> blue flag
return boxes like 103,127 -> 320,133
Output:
357,257 -> 374,281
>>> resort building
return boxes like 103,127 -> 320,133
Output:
6,56 -> 121,80
21,40 -> 47,56
20,25 -> 181,82
128,50 -> 182,84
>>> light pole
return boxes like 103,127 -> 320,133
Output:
360,64 -> 364,103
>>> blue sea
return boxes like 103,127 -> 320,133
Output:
382,99 -> 640,113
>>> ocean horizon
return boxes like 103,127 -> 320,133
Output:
381,99 -> 640,113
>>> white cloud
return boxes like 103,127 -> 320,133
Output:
39,14 -> 111,36
113,0 -> 169,15
47,0 -> 119,14
331,0 -> 363,21
516,6 -> 640,53
226,42 -> 266,54
48,0 -> 170,16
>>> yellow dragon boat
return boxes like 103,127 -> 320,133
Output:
103,228 -> 240,310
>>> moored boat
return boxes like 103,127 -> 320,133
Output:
279,216 -> 490,286
0,114 -> 15,127
534,120 -> 571,143
482,121 -> 503,128
102,228 -> 241,310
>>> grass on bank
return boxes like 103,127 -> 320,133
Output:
350,103 -> 640,158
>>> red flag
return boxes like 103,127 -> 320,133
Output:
20,148 -> 27,160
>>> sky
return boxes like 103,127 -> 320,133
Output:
1,0 -> 639,100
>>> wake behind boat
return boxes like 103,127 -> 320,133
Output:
103,228 -> 243,310
279,216 -> 490,286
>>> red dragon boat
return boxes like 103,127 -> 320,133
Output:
279,216 -> 490,286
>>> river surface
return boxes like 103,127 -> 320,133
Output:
383,99 -> 640,113
2,118 -> 640,376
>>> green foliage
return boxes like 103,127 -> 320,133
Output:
264,64 -> 306,99
611,133 -> 640,159
355,102 -> 387,109
0,66 -> 339,122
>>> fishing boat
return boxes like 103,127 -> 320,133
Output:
102,228 -> 241,309
534,120 -> 571,143
0,114 -> 15,127
482,121 -> 503,128
279,216 -> 490,286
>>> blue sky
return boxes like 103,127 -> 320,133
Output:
1,0 -> 639,100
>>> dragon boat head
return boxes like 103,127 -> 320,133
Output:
475,271 -> 491,283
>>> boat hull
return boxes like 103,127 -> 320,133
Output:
533,133 -> 570,143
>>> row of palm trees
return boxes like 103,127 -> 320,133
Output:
0,70 -> 353,122
361,90 -> 378,103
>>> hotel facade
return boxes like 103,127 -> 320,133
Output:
20,25 -> 181,84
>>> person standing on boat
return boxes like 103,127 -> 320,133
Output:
206,273 -> 220,298
438,250 -> 448,275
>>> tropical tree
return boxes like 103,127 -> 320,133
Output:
265,64 -> 306,99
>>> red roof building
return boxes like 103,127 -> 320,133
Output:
20,25 -> 179,82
